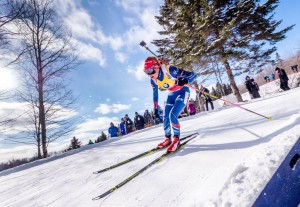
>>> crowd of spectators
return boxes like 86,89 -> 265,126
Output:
107,101 -> 198,138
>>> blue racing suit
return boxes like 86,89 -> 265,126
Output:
150,65 -> 197,136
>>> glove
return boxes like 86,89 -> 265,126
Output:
154,108 -> 159,117
176,76 -> 188,86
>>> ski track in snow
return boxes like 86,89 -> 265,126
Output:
0,85 -> 300,207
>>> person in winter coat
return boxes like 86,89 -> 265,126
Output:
143,56 -> 197,152
134,112 -> 145,130
271,73 -> 276,80
244,76 -> 261,99
153,105 -> 163,124
199,86 -> 214,111
124,114 -> 134,134
291,65 -> 298,73
119,118 -> 126,135
187,100 -> 196,115
143,109 -> 153,127
108,122 -> 118,137
275,67 -> 290,91
264,75 -> 271,82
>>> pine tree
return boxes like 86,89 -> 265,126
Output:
95,131 -> 108,143
215,82 -> 223,98
275,52 -> 284,67
154,0 -> 294,102
211,86 -> 218,98
222,83 -> 233,95
67,137 -> 82,151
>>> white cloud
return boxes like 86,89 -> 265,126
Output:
72,39 -> 106,66
132,97 -> 139,101
0,145 -> 37,163
0,115 -> 116,163
115,0 -> 163,48
115,52 -> 127,63
0,67 -> 20,90
94,103 -> 131,115
127,60 -> 148,81
0,102 -> 78,135
55,0 -> 163,67
75,116 -> 119,134
55,0 -> 124,50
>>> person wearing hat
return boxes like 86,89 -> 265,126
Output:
119,118 -> 126,135
108,122 -> 118,138
187,100 -> 196,115
124,114 -> 134,134
134,112 -> 145,130
275,67 -> 290,91
143,109 -> 153,127
291,65 -> 298,73
143,56 -> 197,152
244,75 -> 260,99
199,86 -> 214,111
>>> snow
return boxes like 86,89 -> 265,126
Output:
1,82 -> 300,207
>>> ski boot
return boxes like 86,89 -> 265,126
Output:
157,135 -> 172,148
167,135 -> 180,152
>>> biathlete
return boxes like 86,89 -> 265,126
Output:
143,57 -> 197,152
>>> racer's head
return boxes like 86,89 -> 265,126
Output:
144,57 -> 159,79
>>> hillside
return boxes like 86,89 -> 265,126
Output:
0,84 -> 300,207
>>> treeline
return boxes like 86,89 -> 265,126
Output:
211,83 -> 233,99
0,156 -> 40,172
0,132 -> 109,172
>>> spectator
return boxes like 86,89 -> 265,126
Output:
134,112 -> 145,130
187,100 -> 196,115
124,114 -> 134,134
143,109 -> 153,127
291,65 -> 298,73
275,67 -> 290,91
178,106 -> 188,118
157,105 -> 164,122
271,73 -> 276,80
199,86 -> 214,111
108,122 -> 118,137
264,75 -> 270,82
244,76 -> 260,99
153,105 -> 163,124
119,118 -> 126,135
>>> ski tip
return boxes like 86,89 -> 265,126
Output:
268,117 -> 273,121
92,197 -> 100,201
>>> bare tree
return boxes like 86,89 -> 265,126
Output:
0,91 -> 16,133
0,0 -> 26,54
0,1 -> 27,134
12,0 -> 79,158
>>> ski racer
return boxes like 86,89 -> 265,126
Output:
143,57 -> 197,152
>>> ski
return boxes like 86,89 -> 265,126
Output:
92,133 -> 198,200
93,132 -> 198,174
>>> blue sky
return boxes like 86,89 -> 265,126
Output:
0,0 -> 299,161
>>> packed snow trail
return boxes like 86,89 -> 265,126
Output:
92,133 -> 198,200
1,88 -> 300,207
93,132 -> 198,175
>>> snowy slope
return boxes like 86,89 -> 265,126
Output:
1,87 -> 300,207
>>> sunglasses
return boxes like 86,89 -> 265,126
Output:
144,66 -> 157,75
